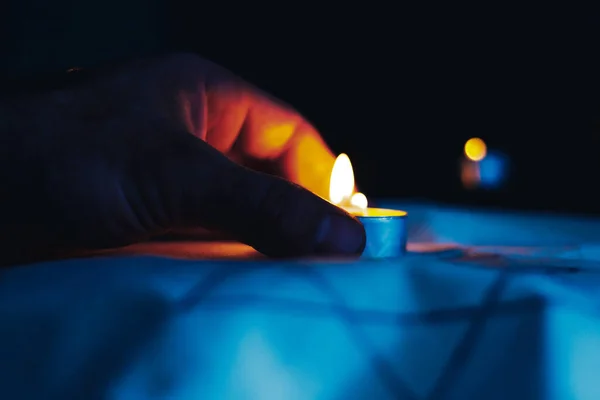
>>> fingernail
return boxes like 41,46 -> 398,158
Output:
315,213 -> 366,255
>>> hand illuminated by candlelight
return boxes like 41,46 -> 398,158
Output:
0,53 -> 366,264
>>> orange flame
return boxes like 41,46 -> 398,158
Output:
329,153 -> 368,212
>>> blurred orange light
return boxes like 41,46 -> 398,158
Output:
464,138 -> 487,161
460,158 -> 481,188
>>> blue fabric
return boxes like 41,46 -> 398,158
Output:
1,202 -> 600,399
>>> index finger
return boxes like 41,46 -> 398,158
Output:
205,74 -> 335,199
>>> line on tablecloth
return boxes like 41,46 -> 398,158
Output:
299,268 -> 420,400
441,248 -> 599,274
191,294 -> 542,327
175,266 -> 535,400
426,270 -> 509,400
175,266 -> 418,399
177,265 -> 250,312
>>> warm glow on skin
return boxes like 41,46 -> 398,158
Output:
199,85 -> 336,199
0,54 -> 368,265
282,129 -> 335,200
464,137 -> 487,161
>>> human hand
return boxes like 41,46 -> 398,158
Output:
0,53 -> 365,264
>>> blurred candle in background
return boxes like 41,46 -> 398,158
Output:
460,137 -> 507,189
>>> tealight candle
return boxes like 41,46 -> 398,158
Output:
329,154 -> 407,258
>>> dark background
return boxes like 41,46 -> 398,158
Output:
171,8 -> 600,214
5,4 -> 600,214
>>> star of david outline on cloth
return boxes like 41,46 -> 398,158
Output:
175,265 -> 517,400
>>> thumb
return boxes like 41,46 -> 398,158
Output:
161,136 -> 366,257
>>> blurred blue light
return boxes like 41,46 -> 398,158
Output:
479,152 -> 507,188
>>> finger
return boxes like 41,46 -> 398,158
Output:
205,75 -> 336,199
157,132 -> 365,257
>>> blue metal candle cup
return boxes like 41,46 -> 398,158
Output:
356,208 -> 407,258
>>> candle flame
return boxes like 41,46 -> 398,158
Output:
329,153 -> 368,211
350,192 -> 368,209
329,154 -> 353,205
464,137 -> 487,161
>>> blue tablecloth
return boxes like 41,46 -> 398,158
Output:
1,202 -> 600,399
